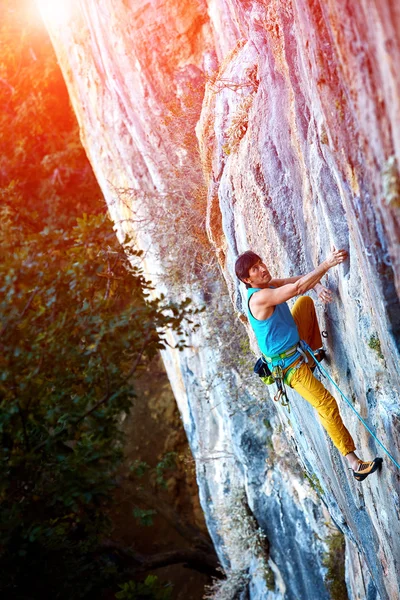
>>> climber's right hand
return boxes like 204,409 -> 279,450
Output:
326,246 -> 348,268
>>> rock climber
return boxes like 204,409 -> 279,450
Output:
235,249 -> 382,481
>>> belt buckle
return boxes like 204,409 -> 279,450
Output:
272,365 -> 284,380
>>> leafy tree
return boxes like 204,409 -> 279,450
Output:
116,575 -> 172,600
0,206 -> 200,598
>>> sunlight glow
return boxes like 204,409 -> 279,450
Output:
36,0 -> 73,28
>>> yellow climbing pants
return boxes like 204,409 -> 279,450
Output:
288,296 -> 356,457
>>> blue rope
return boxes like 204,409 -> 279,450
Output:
303,342 -> 400,470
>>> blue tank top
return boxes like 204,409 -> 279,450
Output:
247,288 -> 300,368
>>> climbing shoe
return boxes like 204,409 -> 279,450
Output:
353,457 -> 383,481
311,348 -> 326,372
313,348 -> 326,363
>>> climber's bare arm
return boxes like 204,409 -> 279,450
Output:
270,270 -> 338,304
249,248 -> 348,319
269,275 -> 302,287
270,278 -> 332,304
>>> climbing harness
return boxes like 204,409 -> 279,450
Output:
253,357 -> 290,408
254,341 -> 313,411
263,342 -> 299,364
254,353 -> 301,412
301,341 -> 400,471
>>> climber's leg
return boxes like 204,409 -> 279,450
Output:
289,363 -> 355,456
291,295 -> 323,350
290,298 -> 381,479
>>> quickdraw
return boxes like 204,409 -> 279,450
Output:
274,381 -> 290,410
271,365 -> 290,411
254,356 -> 297,411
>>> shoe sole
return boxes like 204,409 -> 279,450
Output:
354,457 -> 383,481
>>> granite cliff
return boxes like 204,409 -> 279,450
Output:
40,0 -> 400,598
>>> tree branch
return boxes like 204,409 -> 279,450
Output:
101,540 -> 221,578
0,286 -> 39,337
104,258 -> 112,301
19,286 -> 40,320
31,389 -> 111,455
122,337 -> 150,381
74,391 -> 111,427
117,482 -> 213,553
17,401 -> 30,452
73,349 -> 112,426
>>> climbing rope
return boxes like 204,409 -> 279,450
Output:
302,342 -> 400,471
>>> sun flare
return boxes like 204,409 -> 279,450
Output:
36,0 -> 73,27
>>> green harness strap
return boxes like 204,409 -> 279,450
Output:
263,343 -> 299,363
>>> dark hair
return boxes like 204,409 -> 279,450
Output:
235,251 -> 261,288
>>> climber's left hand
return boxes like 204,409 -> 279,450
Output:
314,282 -> 333,304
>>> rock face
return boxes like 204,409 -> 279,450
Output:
41,1 -> 400,598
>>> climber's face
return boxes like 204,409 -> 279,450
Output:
243,259 -> 271,288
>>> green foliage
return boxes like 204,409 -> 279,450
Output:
130,459 -> 150,478
132,507 -> 158,527
129,451 -> 177,487
263,419 -> 272,430
0,208 -> 197,598
116,576 -> 172,600
368,334 -> 384,360
304,472 -> 324,496
155,451 -> 178,487
264,566 -> 275,591
322,532 -> 348,600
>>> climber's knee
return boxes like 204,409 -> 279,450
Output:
292,295 -> 314,316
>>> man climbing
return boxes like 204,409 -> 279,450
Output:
235,249 -> 382,481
